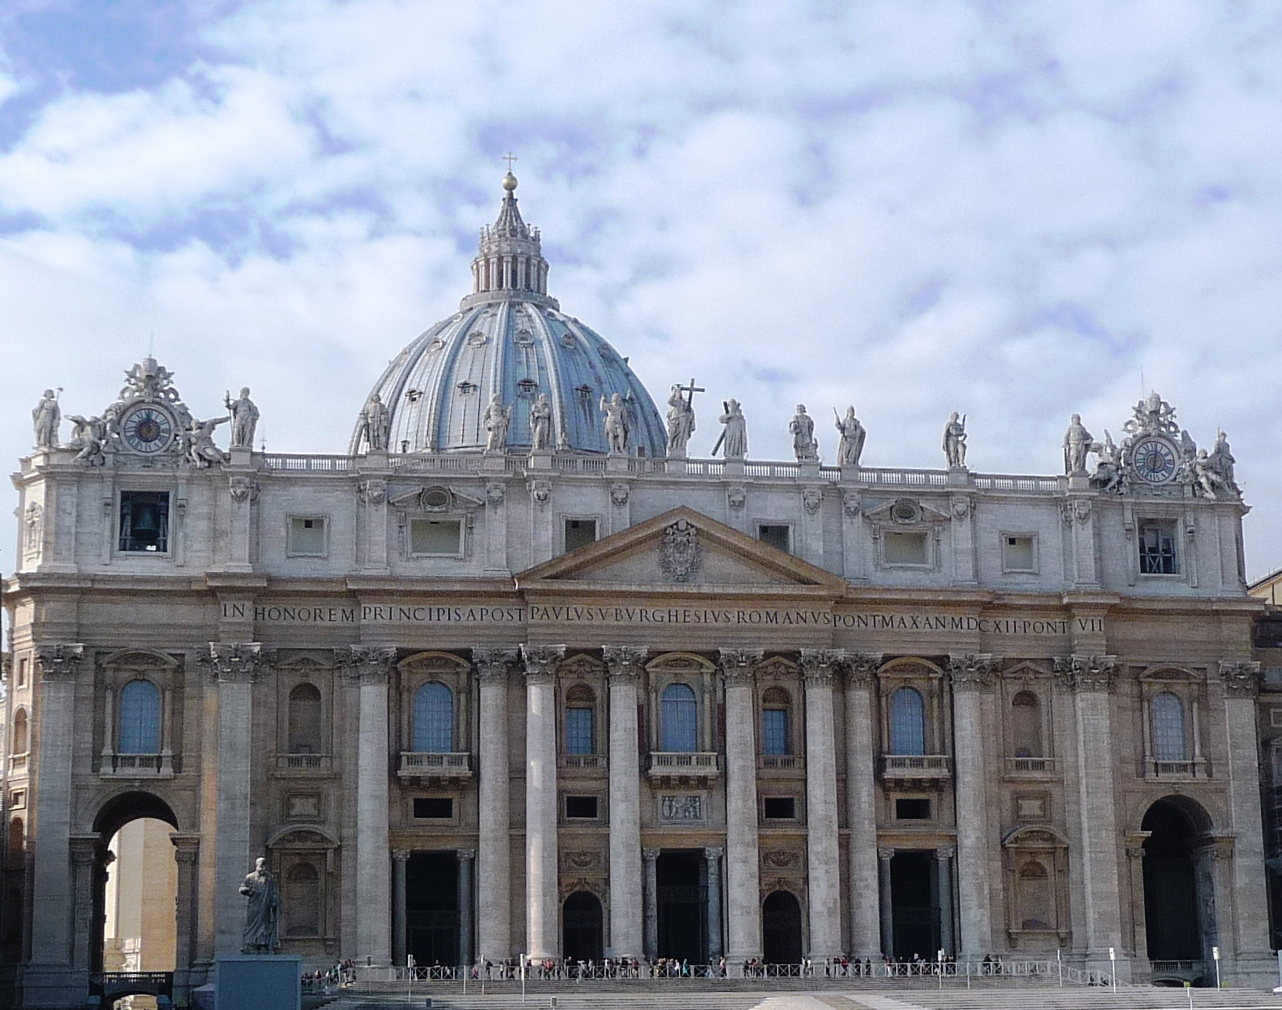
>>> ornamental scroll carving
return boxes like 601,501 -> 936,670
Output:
1052,654 -> 1118,693
229,476 -> 259,503
560,850 -> 603,870
34,643 -> 85,680
948,653 -> 996,691
521,644 -> 564,685
204,643 -> 265,683
719,648 -> 762,685
762,849 -> 801,869
659,518 -> 701,582
1218,659 -> 1261,697
602,645 -> 647,683
358,479 -> 387,505
335,645 -> 397,685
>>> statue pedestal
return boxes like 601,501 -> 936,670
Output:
799,460 -> 821,480
528,449 -> 553,470
215,955 -> 300,1010
607,453 -> 630,474
840,464 -> 861,483
481,451 -> 506,473
722,459 -> 745,476
229,447 -> 252,467
666,454 -> 687,475
947,466 -> 970,487
1068,473 -> 1090,491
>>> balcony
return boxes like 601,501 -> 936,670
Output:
648,752 -> 720,784
880,754 -> 951,782
398,751 -> 473,782
100,752 -> 173,779
1144,757 -> 1208,780
559,754 -> 607,772
1005,757 -> 1057,776
275,753 -> 334,774
758,754 -> 805,773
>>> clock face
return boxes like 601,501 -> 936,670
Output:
121,405 -> 175,454
1132,436 -> 1177,484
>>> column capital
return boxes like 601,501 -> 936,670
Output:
1124,831 -> 1151,861
719,648 -> 761,684
1052,654 -> 1118,693
170,832 -> 201,863
947,653 -> 996,691
203,642 -> 267,683
603,645 -> 648,682
934,846 -> 956,862
705,846 -> 724,861
473,646 -> 519,682
642,847 -> 661,863
457,848 -> 476,863
1218,659 -> 1261,697
521,644 -> 564,684
877,847 -> 895,863
34,642 -> 85,680
392,849 -> 411,863
337,645 -> 397,684
843,652 -> 883,687
799,648 -> 843,686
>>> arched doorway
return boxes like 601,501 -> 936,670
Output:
762,891 -> 803,965
1141,798 -> 1211,968
563,891 -> 603,963
91,792 -> 180,979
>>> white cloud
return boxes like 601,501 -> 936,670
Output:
1,0 -> 1282,577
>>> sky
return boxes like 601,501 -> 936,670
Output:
1,0 -> 1281,578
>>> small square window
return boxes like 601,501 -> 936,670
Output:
118,491 -> 170,553
895,798 -> 931,820
410,518 -> 462,556
1002,535 -> 1037,573
564,518 -> 597,553
287,516 -> 327,557
565,795 -> 599,819
762,796 -> 796,820
758,524 -> 791,553
413,797 -> 453,819
884,530 -> 928,566
1139,520 -> 1179,575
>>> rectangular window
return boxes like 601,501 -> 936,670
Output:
413,797 -> 453,819
565,707 -> 594,755
1139,521 -> 1179,575
762,796 -> 796,820
762,709 -> 789,756
565,795 -> 599,819
884,530 -> 928,566
758,524 -> 791,553
895,798 -> 931,820
287,516 -> 327,557
16,659 -> 27,689
564,518 -> 597,553
118,491 -> 170,553
1002,534 -> 1036,573
410,518 -> 463,556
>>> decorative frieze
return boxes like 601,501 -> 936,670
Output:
659,794 -> 704,821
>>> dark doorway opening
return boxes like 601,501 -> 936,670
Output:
890,851 -> 937,960
1142,800 -> 1205,962
407,851 -> 458,967
657,850 -> 707,963
563,891 -> 604,963
762,890 -> 803,965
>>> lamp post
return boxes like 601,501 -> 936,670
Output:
1213,945 -> 1221,989
1109,946 -> 1116,993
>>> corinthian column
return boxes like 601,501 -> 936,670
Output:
844,653 -> 882,958
474,647 -> 518,963
799,649 -> 843,960
342,645 -> 397,965
720,648 -> 762,969
1055,654 -> 1124,976
948,653 -> 995,961
207,642 -> 264,957
603,645 -> 647,959
522,644 -> 564,960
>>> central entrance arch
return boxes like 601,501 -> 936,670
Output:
562,891 -> 603,963
762,891 -> 802,965
1141,797 -> 1212,972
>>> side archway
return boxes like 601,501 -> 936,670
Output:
562,891 -> 604,963
762,890 -> 803,965
1140,796 -> 1215,974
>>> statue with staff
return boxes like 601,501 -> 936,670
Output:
32,388 -> 62,448
943,411 -> 967,468
712,398 -> 748,460
666,378 -> 702,455
833,405 -> 866,467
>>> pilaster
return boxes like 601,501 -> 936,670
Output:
603,644 -> 646,959
719,648 -> 762,966
522,644 -> 564,959
947,653 -> 995,960
799,649 -> 843,959
474,647 -> 517,962
843,653 -> 882,958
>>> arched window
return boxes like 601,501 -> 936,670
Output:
888,687 -> 926,756
11,710 -> 27,756
118,680 -> 161,754
1151,692 -> 1187,761
285,862 -> 321,937
288,683 -> 323,754
1011,691 -> 1043,758
761,687 -> 791,756
413,682 -> 454,752
565,685 -> 595,756
660,683 -> 698,752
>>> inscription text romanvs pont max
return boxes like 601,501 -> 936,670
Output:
222,601 -> 1104,637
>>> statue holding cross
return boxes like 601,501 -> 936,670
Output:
666,378 -> 703,456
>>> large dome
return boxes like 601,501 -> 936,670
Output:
351,175 -> 666,456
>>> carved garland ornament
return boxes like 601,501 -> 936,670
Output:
658,518 -> 702,582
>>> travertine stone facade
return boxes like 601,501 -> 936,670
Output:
1,180 -> 1274,1007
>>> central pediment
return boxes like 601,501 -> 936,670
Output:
515,506 -> 848,595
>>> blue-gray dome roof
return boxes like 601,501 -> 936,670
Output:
352,176 -> 666,457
